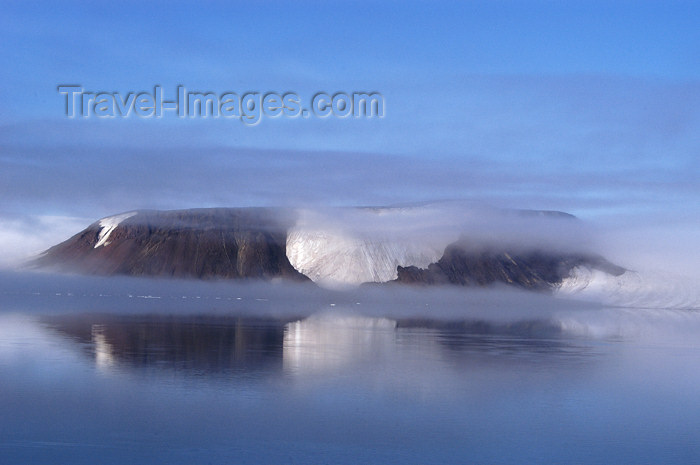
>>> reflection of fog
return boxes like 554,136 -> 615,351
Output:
91,324 -> 116,370
283,313 -> 397,374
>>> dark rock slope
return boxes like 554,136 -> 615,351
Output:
34,208 -> 309,281
395,237 -> 625,290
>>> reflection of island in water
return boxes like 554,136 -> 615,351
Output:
283,313 -> 398,374
42,314 -> 288,376
42,312 -> 596,378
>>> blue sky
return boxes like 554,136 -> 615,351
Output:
0,0 -> 698,227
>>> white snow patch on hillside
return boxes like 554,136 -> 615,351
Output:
94,212 -> 138,248
286,208 -> 452,287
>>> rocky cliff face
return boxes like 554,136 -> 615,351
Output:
394,237 -> 626,290
34,208 -> 309,282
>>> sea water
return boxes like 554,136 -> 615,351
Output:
1,273 -> 699,464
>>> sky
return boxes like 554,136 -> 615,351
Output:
0,0 -> 699,269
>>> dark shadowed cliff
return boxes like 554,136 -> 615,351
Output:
34,208 -> 309,282
394,237 -> 625,290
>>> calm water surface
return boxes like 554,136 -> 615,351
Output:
1,288 -> 699,464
